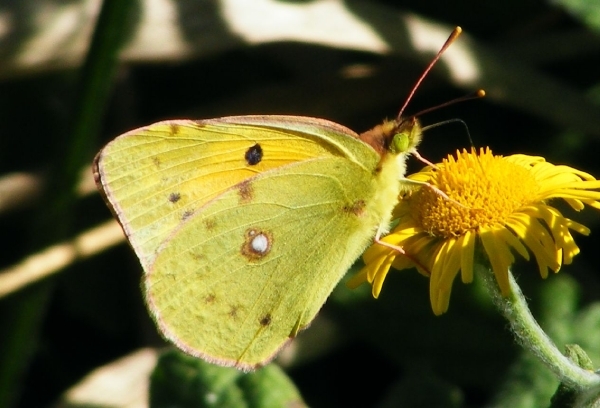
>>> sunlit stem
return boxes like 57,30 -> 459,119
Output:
479,265 -> 600,391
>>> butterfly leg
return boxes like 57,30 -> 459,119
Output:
400,177 -> 470,210
412,149 -> 438,169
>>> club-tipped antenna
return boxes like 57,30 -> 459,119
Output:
409,89 -> 485,119
396,26 -> 463,122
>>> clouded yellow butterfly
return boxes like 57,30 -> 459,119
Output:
94,27 -> 463,370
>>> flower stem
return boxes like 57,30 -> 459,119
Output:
479,265 -> 600,390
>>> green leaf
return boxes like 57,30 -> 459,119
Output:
150,349 -> 306,408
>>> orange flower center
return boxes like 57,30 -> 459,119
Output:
410,148 -> 540,238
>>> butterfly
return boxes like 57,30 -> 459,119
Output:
93,27 -> 463,371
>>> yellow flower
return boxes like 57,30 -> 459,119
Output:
351,148 -> 600,315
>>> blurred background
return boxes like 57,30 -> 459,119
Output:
1,0 -> 600,407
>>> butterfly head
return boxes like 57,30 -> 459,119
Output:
358,116 -> 422,159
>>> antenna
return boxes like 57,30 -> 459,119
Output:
396,26 -> 463,122
416,90 -> 485,147
422,118 -> 474,147
409,90 -> 485,119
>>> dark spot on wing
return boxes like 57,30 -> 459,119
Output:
204,293 -> 216,304
168,192 -> 181,203
245,143 -> 263,165
237,180 -> 253,203
343,200 -> 366,216
152,157 -> 161,168
229,305 -> 240,319
169,124 -> 181,135
182,210 -> 194,221
190,251 -> 205,261
203,218 -> 216,230
260,314 -> 272,327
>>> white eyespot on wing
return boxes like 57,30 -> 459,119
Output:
241,228 -> 272,261
251,233 -> 269,253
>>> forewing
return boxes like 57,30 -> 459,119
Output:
94,116 -> 379,269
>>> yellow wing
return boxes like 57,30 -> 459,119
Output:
94,115 -> 404,370
94,116 -> 380,269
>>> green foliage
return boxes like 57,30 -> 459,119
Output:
150,349 -> 305,408
553,0 -> 600,32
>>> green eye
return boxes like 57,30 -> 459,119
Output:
391,132 -> 409,154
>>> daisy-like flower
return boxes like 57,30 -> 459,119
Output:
351,147 -> 600,315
